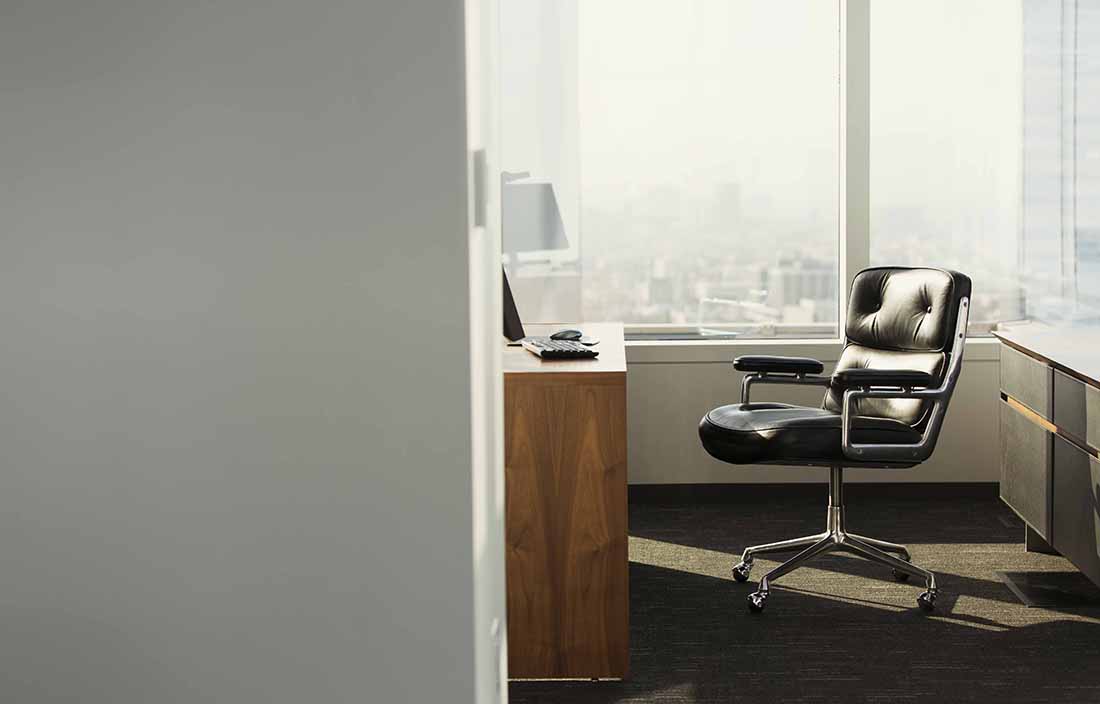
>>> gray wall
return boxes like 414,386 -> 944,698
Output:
0,2 -> 477,702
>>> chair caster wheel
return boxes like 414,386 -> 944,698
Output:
747,591 -> 768,614
917,590 -> 937,612
732,561 -> 752,582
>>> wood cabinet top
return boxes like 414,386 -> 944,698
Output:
994,325 -> 1100,387
503,322 -> 626,375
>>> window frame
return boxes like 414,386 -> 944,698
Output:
612,0 -> 870,344
550,0 -> 1016,344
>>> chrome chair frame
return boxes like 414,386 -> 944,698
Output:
732,298 -> 970,612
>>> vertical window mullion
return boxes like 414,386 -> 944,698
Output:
840,0 -> 871,335
1060,0 -> 1078,300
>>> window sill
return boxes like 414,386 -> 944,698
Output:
624,335 -> 1002,365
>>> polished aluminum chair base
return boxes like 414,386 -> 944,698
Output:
733,466 -> 938,613
702,269 -> 973,615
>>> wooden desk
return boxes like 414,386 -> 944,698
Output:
995,324 -> 1100,589
504,322 -> 628,679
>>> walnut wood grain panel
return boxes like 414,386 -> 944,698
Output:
504,372 -> 628,679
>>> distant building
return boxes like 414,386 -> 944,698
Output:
1021,1 -> 1100,315
766,257 -> 836,318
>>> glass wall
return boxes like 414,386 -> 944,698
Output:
872,0 -> 1100,331
502,0 -> 1100,338
577,0 -> 840,337
499,0 -> 582,324
869,0 -> 1023,333
501,0 -> 840,337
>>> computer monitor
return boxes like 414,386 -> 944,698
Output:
503,267 -> 526,342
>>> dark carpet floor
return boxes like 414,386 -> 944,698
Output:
509,490 -> 1100,704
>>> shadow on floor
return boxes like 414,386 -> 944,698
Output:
511,496 -> 1100,704
628,495 -> 1023,550
628,497 -> 1088,613
511,562 -> 1100,704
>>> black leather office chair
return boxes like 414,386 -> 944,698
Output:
698,267 -> 971,613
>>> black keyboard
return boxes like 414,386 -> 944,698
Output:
522,337 -> 599,360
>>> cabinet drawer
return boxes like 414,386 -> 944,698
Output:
1053,369 -> 1100,451
1087,384 -> 1100,451
1000,399 -> 1052,539
1054,369 -> 1088,441
1000,344 -> 1052,419
1052,435 -> 1100,586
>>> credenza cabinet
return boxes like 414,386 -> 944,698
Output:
996,327 -> 1100,587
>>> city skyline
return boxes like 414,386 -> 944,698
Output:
502,0 -> 1099,335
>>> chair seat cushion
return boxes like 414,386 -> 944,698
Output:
698,402 -> 922,465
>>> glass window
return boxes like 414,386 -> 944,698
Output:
869,0 -> 1023,334
1065,2 -> 1100,319
501,0 -> 840,338
505,1 -> 1095,339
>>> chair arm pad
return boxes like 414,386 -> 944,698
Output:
832,368 -> 935,389
733,355 -> 825,375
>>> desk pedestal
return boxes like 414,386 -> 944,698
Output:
504,323 -> 628,679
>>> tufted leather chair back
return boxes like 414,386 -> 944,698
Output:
823,267 -> 973,429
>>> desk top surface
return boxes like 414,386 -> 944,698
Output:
503,322 -> 626,375
994,324 -> 1100,386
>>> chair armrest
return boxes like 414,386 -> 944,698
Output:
832,368 -> 935,389
736,357 -> 830,404
734,355 -> 824,375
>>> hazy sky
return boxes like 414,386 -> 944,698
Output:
870,0 -> 1020,265
578,0 -> 838,196
502,0 -> 1022,264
